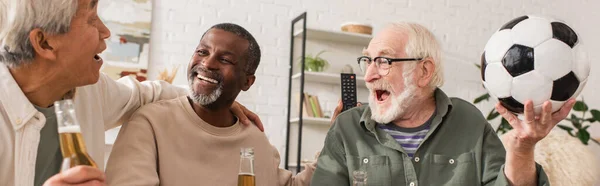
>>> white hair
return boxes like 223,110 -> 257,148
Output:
388,22 -> 444,89
0,0 -> 78,67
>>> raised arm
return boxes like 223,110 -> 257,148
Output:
97,73 -> 264,130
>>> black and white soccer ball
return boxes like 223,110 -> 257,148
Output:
481,15 -> 589,114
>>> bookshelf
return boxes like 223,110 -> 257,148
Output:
284,12 -> 373,173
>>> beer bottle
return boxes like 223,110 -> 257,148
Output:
237,147 -> 255,186
54,99 -> 97,170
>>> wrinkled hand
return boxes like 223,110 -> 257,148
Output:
330,100 -> 362,125
496,99 -> 575,153
231,101 -> 264,132
43,165 -> 106,186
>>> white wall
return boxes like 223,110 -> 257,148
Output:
144,0 -> 600,177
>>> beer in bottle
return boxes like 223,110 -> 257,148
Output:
237,147 -> 255,186
54,99 -> 97,169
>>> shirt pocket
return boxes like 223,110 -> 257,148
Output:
428,152 -> 477,185
346,155 -> 392,186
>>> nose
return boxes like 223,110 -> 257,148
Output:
364,62 -> 381,83
201,55 -> 220,70
98,19 -> 111,40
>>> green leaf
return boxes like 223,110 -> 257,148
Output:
557,124 -> 575,136
576,129 -> 591,145
557,124 -> 574,131
573,101 -> 588,112
585,118 -> 596,123
473,94 -> 490,104
314,50 -> 327,58
495,118 -> 513,134
590,109 -> 600,122
475,64 -> 481,69
571,114 -> 582,129
583,125 -> 590,130
486,110 -> 500,120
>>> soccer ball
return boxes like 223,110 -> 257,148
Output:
481,15 -> 589,114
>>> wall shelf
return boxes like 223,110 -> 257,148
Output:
293,28 -> 372,46
291,71 -> 367,88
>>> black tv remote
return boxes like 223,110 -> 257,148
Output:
340,73 -> 357,112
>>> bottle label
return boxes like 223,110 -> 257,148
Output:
58,125 -> 81,133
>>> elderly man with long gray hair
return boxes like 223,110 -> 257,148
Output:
0,0 -> 263,186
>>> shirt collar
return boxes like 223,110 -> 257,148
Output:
0,65 -> 39,130
360,88 -> 453,133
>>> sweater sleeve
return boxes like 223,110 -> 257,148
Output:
272,145 -> 315,186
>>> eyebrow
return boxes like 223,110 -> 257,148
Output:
199,43 -> 211,50
198,43 -> 237,57
361,48 -> 369,56
362,47 -> 396,56
90,0 -> 98,9
378,47 -> 396,56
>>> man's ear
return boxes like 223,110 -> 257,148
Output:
417,58 -> 435,88
28,28 -> 56,61
241,74 -> 256,91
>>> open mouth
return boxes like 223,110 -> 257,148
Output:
196,74 -> 219,84
375,89 -> 390,102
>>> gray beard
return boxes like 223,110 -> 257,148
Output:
368,66 -> 418,124
188,80 -> 224,106
369,82 -> 417,124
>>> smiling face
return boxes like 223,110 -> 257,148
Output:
48,0 -> 110,86
363,27 -> 419,123
187,28 -> 255,109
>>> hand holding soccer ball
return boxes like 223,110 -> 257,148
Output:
481,17 -> 588,179
481,15 -> 589,114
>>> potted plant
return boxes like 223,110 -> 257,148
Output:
299,50 -> 329,72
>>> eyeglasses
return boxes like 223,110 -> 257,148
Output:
357,56 -> 423,76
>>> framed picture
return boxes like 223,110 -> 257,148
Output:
98,0 -> 152,81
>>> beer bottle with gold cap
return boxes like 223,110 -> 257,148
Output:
54,99 -> 97,169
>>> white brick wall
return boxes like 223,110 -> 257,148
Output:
145,0 -> 600,177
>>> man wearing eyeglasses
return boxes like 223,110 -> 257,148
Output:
311,22 -> 574,185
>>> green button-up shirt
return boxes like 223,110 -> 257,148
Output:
311,89 -> 549,186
